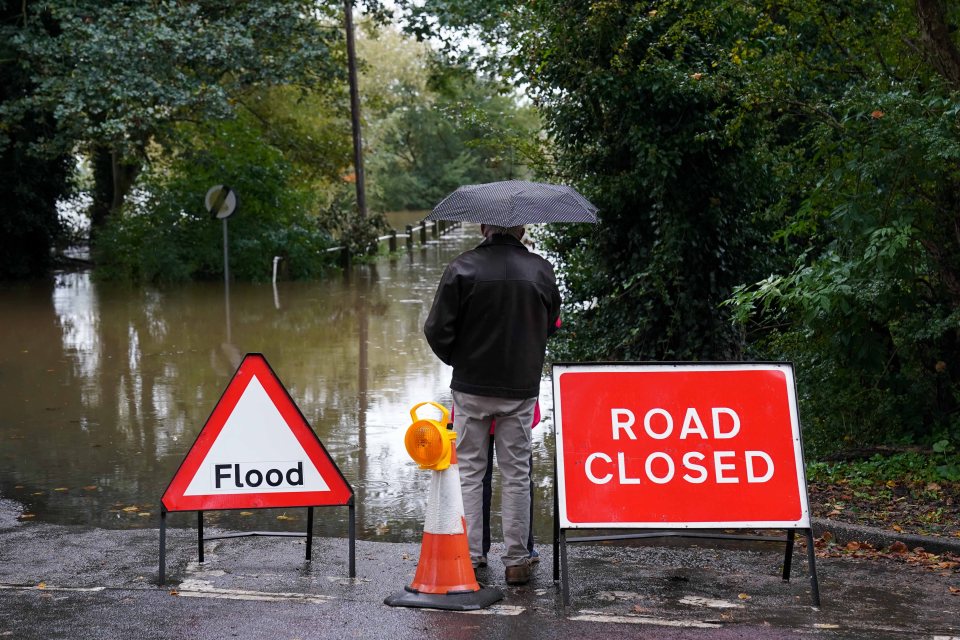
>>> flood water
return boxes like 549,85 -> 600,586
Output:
0,221 -> 557,544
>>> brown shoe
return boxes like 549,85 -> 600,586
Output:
504,561 -> 531,585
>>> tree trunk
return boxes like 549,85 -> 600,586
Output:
916,0 -> 960,90
89,147 -> 113,238
88,146 -> 142,244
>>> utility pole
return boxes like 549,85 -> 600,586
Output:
343,0 -> 367,219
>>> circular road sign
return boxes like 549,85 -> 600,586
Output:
205,185 -> 237,219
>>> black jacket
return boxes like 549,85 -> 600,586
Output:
424,233 -> 562,399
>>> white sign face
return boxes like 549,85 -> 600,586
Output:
205,184 -> 237,219
183,376 -> 330,496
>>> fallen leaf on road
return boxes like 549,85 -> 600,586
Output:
738,593 -> 751,600
122,506 -> 139,512
83,486 -> 98,491
277,513 -> 296,521
889,541 -> 908,554
37,582 -> 46,590
53,487 -> 69,492
892,524 -> 903,533
169,590 -> 179,596
948,586 -> 959,594
239,512 -> 253,516
17,514 -> 35,521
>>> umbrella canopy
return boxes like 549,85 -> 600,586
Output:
425,180 -> 598,226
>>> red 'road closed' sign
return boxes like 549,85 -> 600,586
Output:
553,363 -> 810,529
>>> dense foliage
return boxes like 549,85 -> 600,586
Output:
722,1 -> 960,453
94,114 -> 336,283
527,3 -> 782,362
359,27 -> 540,212
0,0 -> 72,279
1,6 -> 534,280
403,0 -> 960,456
1,0 -> 346,243
404,0 -> 785,358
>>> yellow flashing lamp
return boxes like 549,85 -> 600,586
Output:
404,401 -> 456,471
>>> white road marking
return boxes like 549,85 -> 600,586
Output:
459,604 -> 525,616
570,610 -> 722,628
176,562 -> 335,604
176,578 -> 333,604
0,584 -> 106,593
678,595 -> 742,609
596,590 -> 644,601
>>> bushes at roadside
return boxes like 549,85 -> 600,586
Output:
94,117 -> 337,283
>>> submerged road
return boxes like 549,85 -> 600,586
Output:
1,500 -> 958,640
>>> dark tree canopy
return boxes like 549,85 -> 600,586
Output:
1,0 -> 348,265
1,0 -> 71,279
399,0 -> 960,455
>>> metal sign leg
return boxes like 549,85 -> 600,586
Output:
197,510 -> 205,563
553,455 -> 560,582
306,507 -> 314,560
782,529 -> 796,581
159,509 -> 167,585
805,528 -> 821,607
560,530 -> 570,607
348,501 -> 356,578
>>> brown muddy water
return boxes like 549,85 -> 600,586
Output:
0,221 -> 557,543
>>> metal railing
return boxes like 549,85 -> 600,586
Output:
324,219 -> 462,266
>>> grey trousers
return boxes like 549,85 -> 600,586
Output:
452,390 -> 536,568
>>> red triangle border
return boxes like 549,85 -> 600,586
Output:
161,353 -> 353,512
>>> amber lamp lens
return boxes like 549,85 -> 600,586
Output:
405,422 -> 443,466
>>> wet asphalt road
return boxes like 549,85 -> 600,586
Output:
1,500 -> 958,640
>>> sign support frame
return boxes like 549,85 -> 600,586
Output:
550,361 -> 821,608
158,501 -> 356,584
552,523 -> 820,607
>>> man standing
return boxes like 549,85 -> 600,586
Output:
424,224 -> 561,585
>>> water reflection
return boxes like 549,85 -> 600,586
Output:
0,224 -> 557,544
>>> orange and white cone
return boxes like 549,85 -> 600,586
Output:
385,444 -> 503,610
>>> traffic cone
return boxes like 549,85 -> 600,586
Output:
385,441 -> 503,610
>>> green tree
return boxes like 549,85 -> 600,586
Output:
725,0 -> 960,452
94,112 -> 337,283
0,1 -> 72,278
359,25 -> 540,211
403,0 -> 783,360
1,0 -> 346,241
404,0 -> 960,454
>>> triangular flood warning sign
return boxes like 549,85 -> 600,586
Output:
162,353 -> 353,512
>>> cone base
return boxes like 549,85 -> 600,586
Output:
408,527 -> 479,594
383,585 -> 504,611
